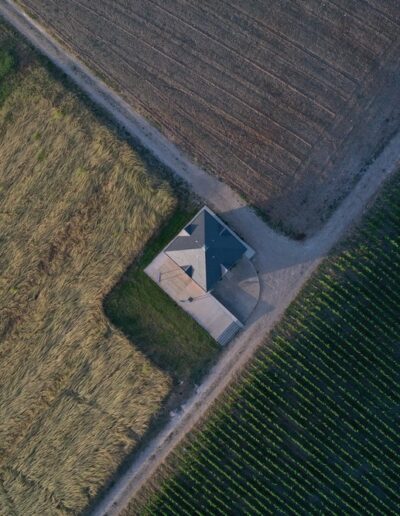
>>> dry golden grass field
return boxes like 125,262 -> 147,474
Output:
17,0 -> 400,236
0,23 -> 180,515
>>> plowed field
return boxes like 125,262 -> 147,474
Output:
18,0 -> 400,236
17,0 -> 400,236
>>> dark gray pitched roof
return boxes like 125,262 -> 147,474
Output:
165,208 -> 246,291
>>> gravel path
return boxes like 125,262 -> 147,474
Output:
1,2 -> 399,515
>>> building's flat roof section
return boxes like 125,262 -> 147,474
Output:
165,207 -> 252,292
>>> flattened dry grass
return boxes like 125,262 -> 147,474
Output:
0,28 -> 176,514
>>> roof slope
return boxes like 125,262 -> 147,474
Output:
165,208 -> 246,291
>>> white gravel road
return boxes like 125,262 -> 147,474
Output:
1,2 -> 399,515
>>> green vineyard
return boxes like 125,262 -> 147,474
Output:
141,174 -> 400,515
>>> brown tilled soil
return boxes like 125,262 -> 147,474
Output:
17,0 -> 400,236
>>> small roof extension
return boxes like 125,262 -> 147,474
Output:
165,207 -> 247,292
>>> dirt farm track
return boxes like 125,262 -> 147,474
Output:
16,0 -> 400,236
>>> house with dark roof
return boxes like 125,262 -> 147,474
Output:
165,206 -> 252,292
145,206 -> 257,345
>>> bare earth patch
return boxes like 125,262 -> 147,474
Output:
16,0 -> 400,236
